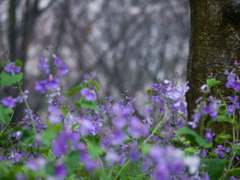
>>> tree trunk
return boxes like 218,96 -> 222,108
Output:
187,0 -> 240,134
6,0 -> 40,123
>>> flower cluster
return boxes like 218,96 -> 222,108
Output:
4,62 -> 21,76
1,56 -> 240,180
35,54 -> 69,93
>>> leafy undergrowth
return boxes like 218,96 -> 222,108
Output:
0,51 -> 240,180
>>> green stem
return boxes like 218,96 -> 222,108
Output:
114,107 -> 169,180
108,166 -> 113,177
98,156 -> 106,174
216,87 -> 228,110
200,115 -> 206,137
136,168 -> 155,178
142,107 -> 168,146
0,107 -> 15,135
18,82 -> 37,133
113,160 -> 130,180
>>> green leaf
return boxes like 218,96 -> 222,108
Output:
227,168 -> 240,178
0,126 -> 23,141
216,115 -> 237,126
150,128 -> 164,138
144,101 -> 153,106
0,105 -> 13,125
45,161 -> 55,176
92,81 -> 100,91
0,72 -> 23,88
142,144 -> 152,155
72,124 -> 80,131
2,62 -> 7,68
184,147 -> 199,155
20,129 -> 35,145
76,98 -> 99,111
202,159 -> 225,180
175,127 -> 212,148
207,119 -> 214,128
206,78 -> 221,88
64,151 -> 80,174
232,145 -> 240,156
64,85 -> 83,96
214,134 -> 231,144
147,89 -> 154,96
41,122 -> 61,145
15,60 -> 23,67
60,105 -> 70,118
87,142 -> 104,159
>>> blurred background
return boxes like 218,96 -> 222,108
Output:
0,0 -> 190,115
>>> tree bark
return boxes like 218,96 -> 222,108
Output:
6,0 -> 40,123
187,0 -> 240,134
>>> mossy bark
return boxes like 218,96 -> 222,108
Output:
187,0 -> 240,134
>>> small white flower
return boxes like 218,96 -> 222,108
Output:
184,156 -> 200,174
200,84 -> 210,94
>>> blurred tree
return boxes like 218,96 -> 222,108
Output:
187,0 -> 240,133
0,0 -> 190,121
3,0 -> 57,122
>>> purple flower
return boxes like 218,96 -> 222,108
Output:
53,132 -> 68,157
2,96 -> 16,108
27,158 -> 46,171
38,57 -> 50,74
149,146 -> 164,160
105,148 -> 119,164
152,163 -> 169,180
200,102 -> 209,115
78,117 -> 95,135
188,112 -> 200,128
128,117 -> 149,139
129,149 -> 139,162
111,131 -> 126,145
202,149 -> 208,158
49,108 -> 63,124
205,128 -> 214,142
166,86 -> 182,101
35,80 -> 46,94
151,83 -> 161,91
225,69 -> 240,91
53,54 -> 69,76
80,151 -> 99,172
4,62 -> 21,76
215,145 -> 225,158
55,164 -> 67,178
45,74 -> 60,90
81,89 -> 96,101
16,90 -> 29,103
113,117 -> 127,130
35,74 -> 60,94
227,96 -> 239,115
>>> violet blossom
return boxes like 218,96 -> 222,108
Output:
53,54 -> 69,76
38,57 -> 50,74
81,88 -> 96,101
2,96 -> 16,108
4,62 -> 21,76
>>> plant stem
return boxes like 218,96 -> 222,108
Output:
98,156 -> 106,174
142,107 -> 168,146
18,82 -> 37,133
114,107 -> 169,180
113,160 -> 129,180
136,168 -> 155,178
0,107 -> 15,135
